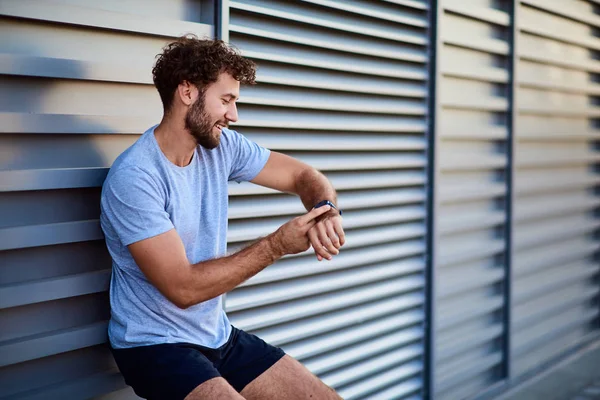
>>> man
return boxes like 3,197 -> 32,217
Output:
100,35 -> 345,399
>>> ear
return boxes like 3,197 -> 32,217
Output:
176,81 -> 198,107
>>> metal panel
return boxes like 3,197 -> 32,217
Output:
432,0 -> 512,399
224,1 -> 430,399
512,0 -> 600,378
0,1 -> 212,399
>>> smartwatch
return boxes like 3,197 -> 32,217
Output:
313,200 -> 342,216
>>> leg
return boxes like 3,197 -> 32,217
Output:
240,355 -> 342,400
184,377 -> 244,400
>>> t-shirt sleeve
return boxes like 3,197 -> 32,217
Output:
224,128 -> 271,183
101,167 -> 174,246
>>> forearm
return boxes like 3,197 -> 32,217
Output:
295,167 -> 338,211
179,233 -> 284,308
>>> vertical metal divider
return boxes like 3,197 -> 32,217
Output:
216,0 -> 230,42
504,0 -> 518,383
425,0 -> 441,399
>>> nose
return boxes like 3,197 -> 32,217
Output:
225,103 -> 238,123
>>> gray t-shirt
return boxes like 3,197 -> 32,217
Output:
100,125 -> 270,349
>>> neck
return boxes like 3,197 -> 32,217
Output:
154,111 -> 197,167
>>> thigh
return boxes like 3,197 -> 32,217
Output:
240,355 -> 342,400
111,343 -> 227,400
184,377 -> 243,400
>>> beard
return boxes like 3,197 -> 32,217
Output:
184,93 -> 226,150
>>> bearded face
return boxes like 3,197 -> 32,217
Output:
184,91 -> 227,150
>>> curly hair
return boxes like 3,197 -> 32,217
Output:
152,34 -> 256,112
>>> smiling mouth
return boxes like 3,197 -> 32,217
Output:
215,123 -> 227,132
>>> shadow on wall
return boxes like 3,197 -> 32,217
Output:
0,53 -> 141,398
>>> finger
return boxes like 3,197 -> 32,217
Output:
317,222 -> 338,256
308,225 -> 332,260
333,220 -> 346,246
299,205 -> 331,225
325,219 -> 341,249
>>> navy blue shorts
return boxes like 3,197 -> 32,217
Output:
110,327 -> 285,400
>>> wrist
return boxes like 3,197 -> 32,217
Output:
266,230 -> 286,259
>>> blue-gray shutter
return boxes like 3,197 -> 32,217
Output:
511,0 -> 600,378
0,1 -> 212,399
224,1 -> 430,399
432,1 -> 511,399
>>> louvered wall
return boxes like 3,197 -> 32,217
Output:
432,1 -> 511,399
223,1 -> 430,399
0,1 -> 212,399
511,0 -> 600,378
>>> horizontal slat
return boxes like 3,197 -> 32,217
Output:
284,308 -> 423,360
254,295 -> 423,347
513,261 -> 598,304
240,86 -> 426,114
514,196 -> 600,222
514,286 -> 600,331
518,51 -> 600,73
255,62 -> 427,97
518,79 -> 600,96
230,24 -> 426,64
0,53 -> 150,84
441,98 -> 508,112
0,0 -> 211,38
0,321 -> 107,368
305,333 -> 422,376
443,35 -> 509,55
437,325 -> 504,362
384,0 -> 428,10
436,352 -> 503,393
441,127 -> 508,140
512,308 -> 599,355
516,131 -> 600,141
364,378 -> 422,400
438,154 -> 507,171
514,175 -> 600,195
227,258 -> 423,311
301,0 -> 428,28
443,4 -> 510,26
335,361 -> 422,400
0,270 -> 110,309
9,369 -> 124,400
242,48 -> 426,80
520,22 -> 600,51
513,220 -> 600,250
229,278 -> 424,331
0,112 -> 154,134
438,240 -> 505,268
241,241 -> 424,287
513,240 -> 598,277
438,211 -> 505,235
439,184 -> 506,203
233,108 -> 426,132
230,1 -> 426,44
0,220 -> 102,251
519,107 -> 600,118
438,269 -> 505,298
441,65 -> 509,83
521,0 -> 600,28
437,297 -> 504,331
0,168 -> 108,191
324,349 -> 421,389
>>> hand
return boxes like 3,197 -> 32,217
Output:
272,206 -> 332,256
307,209 -> 345,261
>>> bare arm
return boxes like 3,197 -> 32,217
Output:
128,205 -> 331,309
251,151 -> 345,261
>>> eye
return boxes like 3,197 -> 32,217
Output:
221,98 -> 230,105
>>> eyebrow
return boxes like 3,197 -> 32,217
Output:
223,93 -> 239,101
